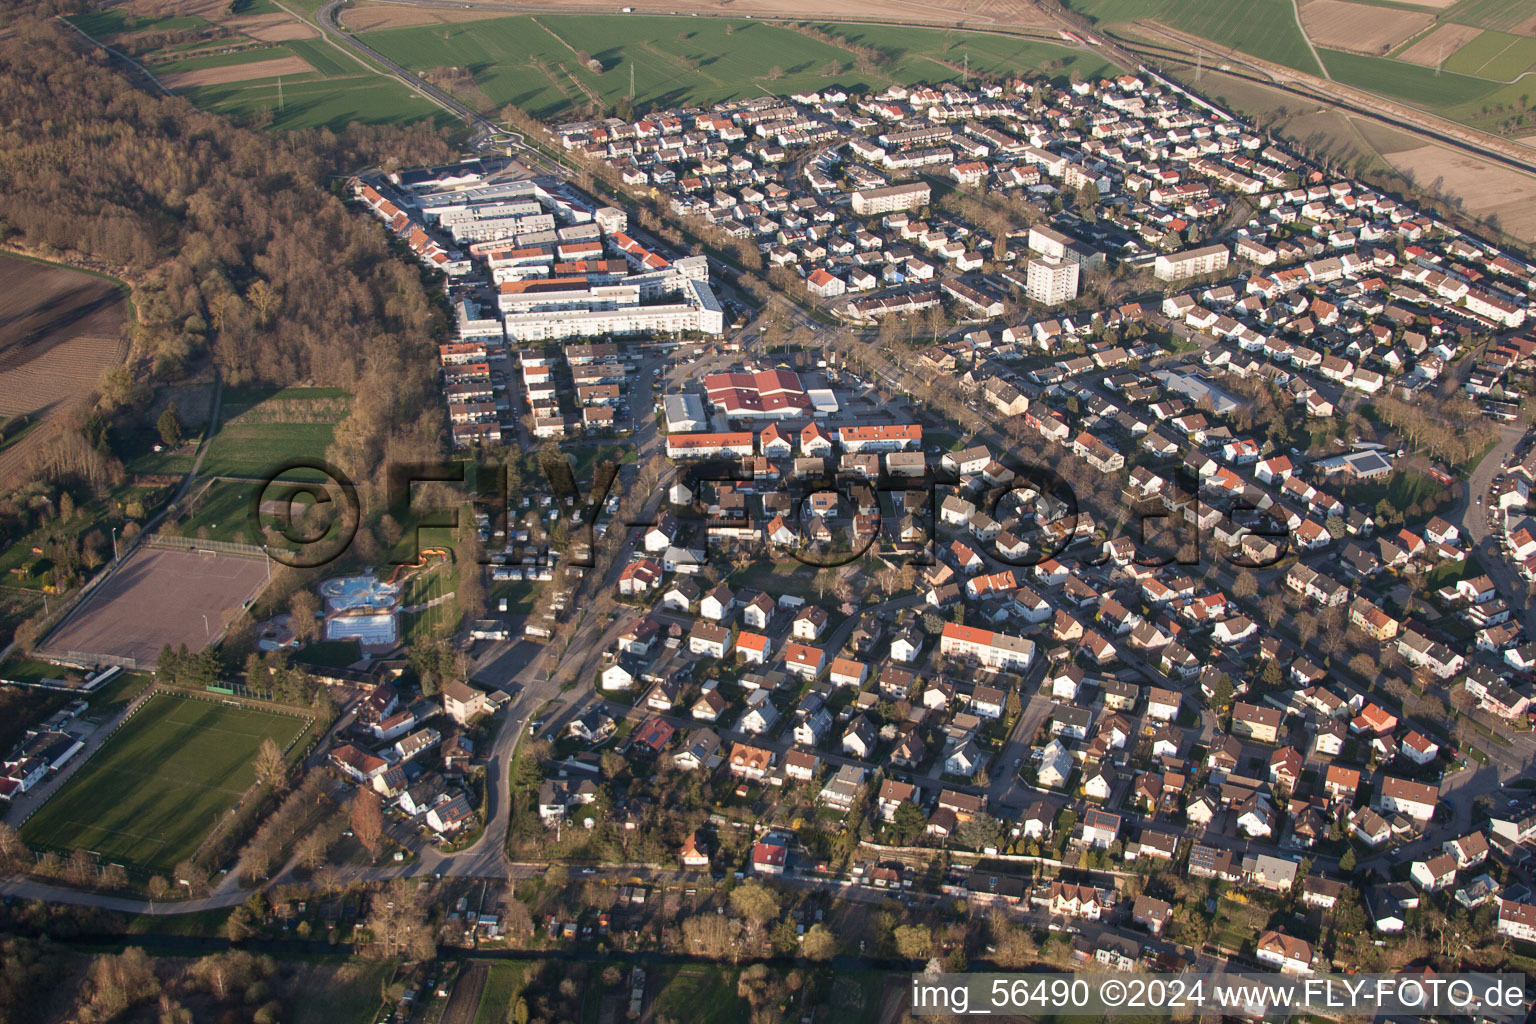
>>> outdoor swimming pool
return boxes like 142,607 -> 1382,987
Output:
319,574 -> 401,613
325,612 -> 397,647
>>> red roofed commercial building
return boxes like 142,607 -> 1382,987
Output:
838,424 -> 923,452
940,622 -> 1035,670
705,370 -> 812,420
666,432 -> 756,459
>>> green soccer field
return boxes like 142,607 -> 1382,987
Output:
19,693 -> 310,873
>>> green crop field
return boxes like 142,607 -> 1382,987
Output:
1441,30 -> 1536,81
200,420 -> 339,478
1318,48 -> 1501,108
1063,0 -> 1322,75
179,68 -> 446,132
472,963 -> 529,1024
356,15 -> 1114,119
19,693 -> 309,872
69,4 -> 445,132
201,386 -> 351,480
69,9 -> 212,36
1443,0 -> 1536,35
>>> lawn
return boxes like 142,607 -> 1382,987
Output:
19,693 -> 310,872
289,960 -> 396,1024
178,479 -> 264,544
1342,468 -> 1450,518
728,559 -> 822,601
122,905 -> 234,938
201,420 -> 338,480
473,963 -> 529,1024
1064,0 -> 1322,75
0,656 -> 71,686
652,965 -> 749,1024
86,670 -> 155,717
199,386 -> 351,481
295,639 -> 363,669
1427,554 -> 1485,590
401,565 -> 459,643
356,15 -> 1113,119
489,579 -> 540,615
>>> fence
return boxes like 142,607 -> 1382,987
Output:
52,651 -> 144,671
20,530 -> 261,667
6,686 -> 157,829
146,534 -> 268,559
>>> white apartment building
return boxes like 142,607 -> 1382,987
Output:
850,182 -> 931,216
1026,255 -> 1079,305
1154,244 -> 1230,282
1028,224 -> 1072,260
502,280 -> 724,341
939,622 -> 1035,671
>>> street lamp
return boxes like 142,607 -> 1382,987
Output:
201,613 -> 210,640
111,526 -> 119,564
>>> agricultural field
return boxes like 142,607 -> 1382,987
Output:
1397,22 -> 1483,65
1371,139 -> 1536,238
341,0 -> 1054,29
1440,30 -> 1536,79
200,386 -> 351,481
1442,0 -> 1536,35
19,692 -> 309,872
352,14 -> 1114,119
1298,0 -> 1433,56
1318,48 -> 1495,105
1166,62 -> 1536,242
469,963 -> 527,1024
1072,0 -> 1536,142
1064,0 -> 1324,74
0,255 -> 126,489
67,4 -> 447,130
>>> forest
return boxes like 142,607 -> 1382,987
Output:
0,0 -> 460,497
0,0 -> 485,642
